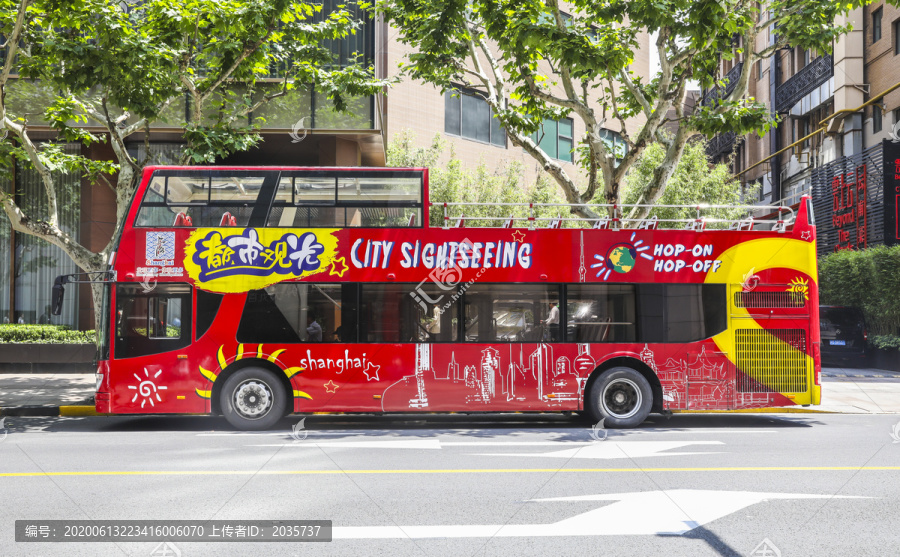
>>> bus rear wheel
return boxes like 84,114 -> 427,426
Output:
587,367 -> 652,428
220,367 -> 288,430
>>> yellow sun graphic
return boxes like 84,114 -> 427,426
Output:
787,277 -> 809,301
195,344 -> 310,401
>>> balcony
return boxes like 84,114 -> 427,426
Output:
774,55 -> 833,114
706,131 -> 737,159
701,62 -> 744,107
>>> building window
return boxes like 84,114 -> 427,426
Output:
1,143 -> 82,327
595,129 -> 627,166
894,19 -> 900,55
530,118 -> 574,162
756,59 -> 762,80
874,105 -> 883,133
444,88 -> 507,148
874,8 -> 883,42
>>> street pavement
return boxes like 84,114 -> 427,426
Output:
1,412 -> 899,556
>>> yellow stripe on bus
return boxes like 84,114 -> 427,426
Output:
198,366 -> 217,383
217,345 -> 228,370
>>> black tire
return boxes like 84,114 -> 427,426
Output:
587,366 -> 653,428
220,367 -> 288,431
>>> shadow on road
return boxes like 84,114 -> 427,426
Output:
5,412 -> 821,439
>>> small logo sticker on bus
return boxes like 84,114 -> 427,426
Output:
146,232 -> 176,266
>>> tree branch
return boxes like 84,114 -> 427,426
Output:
0,0 -> 31,87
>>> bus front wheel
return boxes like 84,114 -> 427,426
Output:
587,367 -> 652,428
220,367 -> 288,430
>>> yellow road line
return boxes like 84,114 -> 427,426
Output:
2,466 -> 900,478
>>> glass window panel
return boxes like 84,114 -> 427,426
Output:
558,118 -> 573,139
559,137 -> 573,163
464,284 -> 558,343
445,91 -> 461,135
137,179 -> 179,227
566,284 -> 636,342
13,145 -> 81,326
360,284 -> 406,342
461,93 -> 490,143
268,206 -> 346,227
251,84 -> 312,129
209,176 -> 265,203
115,284 -> 192,359
538,119 -> 558,159
398,283 -> 459,342
294,177 -> 336,204
237,284 -> 347,343
314,92 -> 372,129
337,177 -> 421,204
165,176 -> 209,205
0,185 -> 10,323
274,177 -> 293,204
196,289 -> 224,340
665,285 -> 707,342
347,207 -> 420,227
636,284 -> 725,343
490,111 -> 506,147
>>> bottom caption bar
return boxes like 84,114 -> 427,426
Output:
16,520 -> 332,542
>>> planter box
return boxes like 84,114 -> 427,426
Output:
870,348 -> 900,373
0,343 -> 96,373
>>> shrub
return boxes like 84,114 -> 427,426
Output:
870,335 -> 900,351
819,245 -> 900,338
0,325 -> 96,344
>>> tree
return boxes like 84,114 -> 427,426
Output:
378,0 -> 881,221
0,0 -> 386,329
620,137 -> 758,227
386,129 -> 566,227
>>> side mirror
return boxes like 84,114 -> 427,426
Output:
51,276 -> 68,316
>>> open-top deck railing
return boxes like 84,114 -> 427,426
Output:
433,202 -> 796,232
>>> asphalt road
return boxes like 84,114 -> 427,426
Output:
1,412 -> 900,557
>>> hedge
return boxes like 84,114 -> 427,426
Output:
819,245 -> 900,342
0,325 -> 96,344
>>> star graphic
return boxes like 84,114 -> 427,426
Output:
800,230 -> 812,241
363,362 -> 381,381
512,230 -> 526,242
329,257 -> 349,277
323,380 -> 339,393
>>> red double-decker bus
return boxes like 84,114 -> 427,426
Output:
59,166 -> 821,429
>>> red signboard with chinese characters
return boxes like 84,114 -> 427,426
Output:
831,164 -> 867,251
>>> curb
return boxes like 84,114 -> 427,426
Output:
0,405 -> 100,417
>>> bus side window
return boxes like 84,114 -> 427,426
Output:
236,284 -> 353,343
566,285 -> 637,343
114,284 -> 192,359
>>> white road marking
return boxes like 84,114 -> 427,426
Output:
480,440 -> 724,459
333,489 -> 866,539
251,440 -> 443,449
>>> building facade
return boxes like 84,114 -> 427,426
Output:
710,5 -> 900,254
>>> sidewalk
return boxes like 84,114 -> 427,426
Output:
1,368 -> 899,417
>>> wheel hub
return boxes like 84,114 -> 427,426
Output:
602,378 -> 642,419
233,380 -> 273,420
